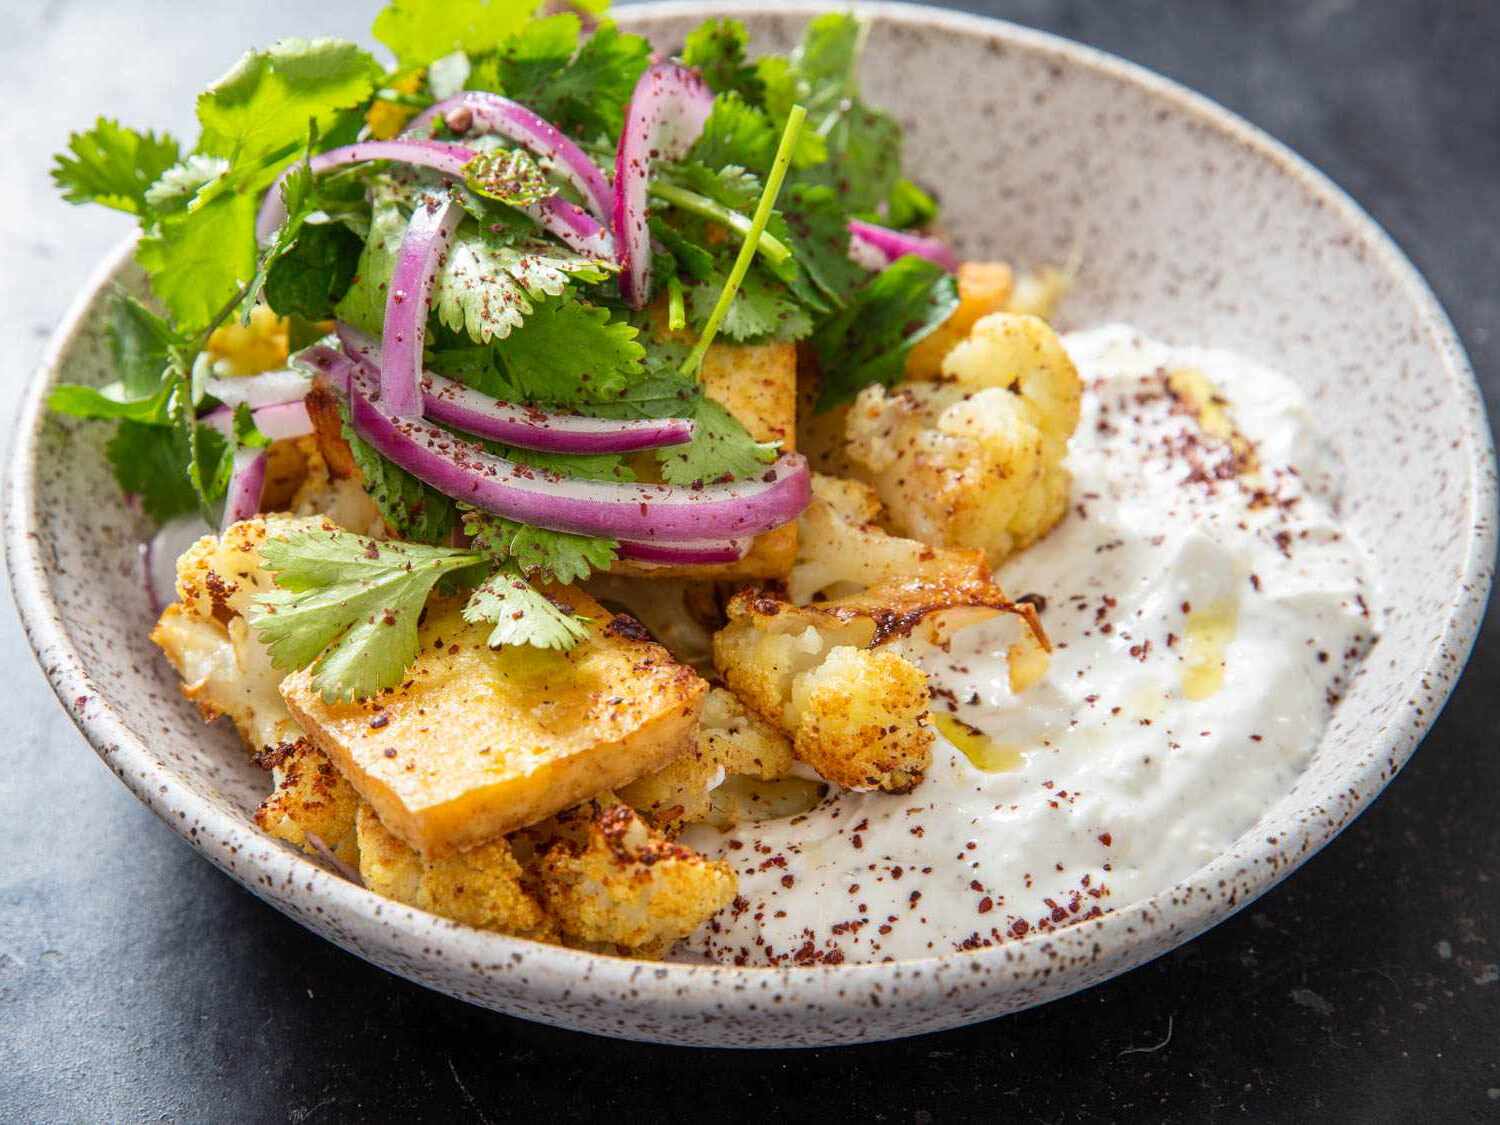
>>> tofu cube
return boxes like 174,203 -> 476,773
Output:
280,588 -> 708,857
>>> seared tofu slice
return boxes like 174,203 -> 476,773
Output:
613,339 -> 798,580
280,588 -> 708,857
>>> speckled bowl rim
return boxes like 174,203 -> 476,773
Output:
7,0 -> 1494,1045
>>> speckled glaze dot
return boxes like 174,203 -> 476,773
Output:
4,2 -> 1493,1048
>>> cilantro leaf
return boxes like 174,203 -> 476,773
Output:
263,221 -> 363,320
47,379 -> 174,424
435,224 -> 614,343
462,147 -> 555,206
463,566 -> 594,650
655,396 -> 777,486
196,38 -> 381,170
778,183 -> 865,308
474,13 -> 578,95
689,94 -> 776,175
135,191 -> 259,330
143,155 -> 230,212
463,508 -> 617,585
172,366 -> 234,523
886,178 -> 939,229
332,183 -> 409,335
811,256 -> 960,409
106,420 -> 202,522
341,407 -> 458,544
681,18 -> 764,103
496,19 -> 650,139
374,0 -> 543,69
108,292 -> 184,397
490,298 -> 645,403
686,267 -> 811,343
250,530 -> 481,701
51,118 -> 181,216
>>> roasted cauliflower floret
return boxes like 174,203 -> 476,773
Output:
174,514 -> 334,621
846,313 -> 1081,566
620,687 -> 794,832
355,803 -> 556,940
791,646 -> 933,792
904,261 -> 1016,379
255,740 -> 360,868
528,798 -> 736,951
150,605 -> 303,753
789,474 -> 997,605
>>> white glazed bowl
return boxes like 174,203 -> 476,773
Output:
7,2 -> 1493,1047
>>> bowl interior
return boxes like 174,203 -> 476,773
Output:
8,2 -> 1491,1047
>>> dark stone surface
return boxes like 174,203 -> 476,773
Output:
2,1 -> 1496,1120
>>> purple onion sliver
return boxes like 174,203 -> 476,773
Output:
199,400 -> 314,443
336,323 -> 694,453
847,219 -> 960,273
142,514 -> 208,615
613,63 -> 714,307
222,448 -> 268,530
203,367 -> 310,410
347,365 -> 810,541
617,537 -> 750,565
407,92 -> 613,220
383,192 -> 464,418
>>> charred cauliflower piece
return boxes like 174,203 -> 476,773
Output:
789,474 -> 997,605
846,313 -> 1082,567
255,740 -> 360,868
619,687 -> 794,832
713,569 -> 1038,793
791,645 -> 933,792
355,804 -> 555,940
281,593 -> 708,858
527,797 -> 736,952
151,515 -> 334,754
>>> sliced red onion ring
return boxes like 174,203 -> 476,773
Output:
347,365 -> 809,541
200,400 -> 314,443
204,367 -> 311,410
847,219 -> 959,273
613,63 -> 714,307
407,92 -> 613,220
254,139 -> 614,258
142,514 -> 209,615
222,448 -> 268,530
304,833 -> 364,885
291,344 -> 355,391
617,537 -> 750,565
383,191 -> 464,417
336,325 -> 694,453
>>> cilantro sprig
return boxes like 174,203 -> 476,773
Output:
250,527 -> 594,702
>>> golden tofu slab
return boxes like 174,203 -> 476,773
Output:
613,338 -> 799,580
280,588 -> 708,857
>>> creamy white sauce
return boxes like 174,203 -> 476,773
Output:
682,325 -> 1377,966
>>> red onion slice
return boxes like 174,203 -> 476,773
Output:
142,514 -> 208,615
617,537 -> 750,565
291,344 -> 355,392
407,92 -> 613,221
383,191 -> 464,417
336,325 -> 694,453
613,63 -> 714,307
255,139 -> 614,258
347,365 -> 808,541
204,368 -> 311,410
222,448 -> 268,530
847,219 -> 959,273
200,400 -> 314,443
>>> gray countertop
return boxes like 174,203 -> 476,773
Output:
3,2 -> 1497,1120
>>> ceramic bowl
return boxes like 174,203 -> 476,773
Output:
7,1 -> 1493,1047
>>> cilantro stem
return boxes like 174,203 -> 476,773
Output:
648,182 -> 791,264
667,275 -> 686,332
679,105 -> 806,378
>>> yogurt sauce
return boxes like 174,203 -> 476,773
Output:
682,324 -> 1377,966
